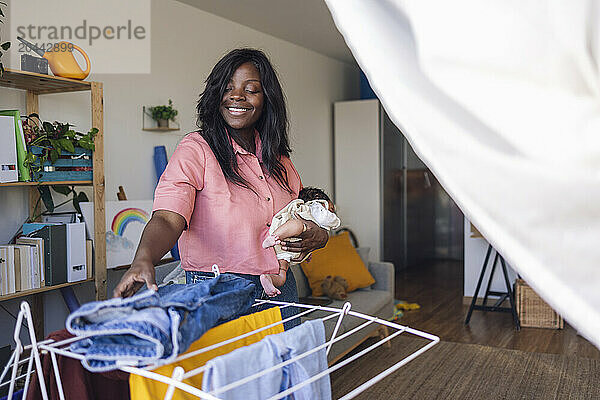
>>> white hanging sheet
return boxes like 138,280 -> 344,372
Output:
325,0 -> 600,348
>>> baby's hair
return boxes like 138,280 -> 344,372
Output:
298,187 -> 332,203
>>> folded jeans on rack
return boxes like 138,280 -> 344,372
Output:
66,274 -> 255,372
202,319 -> 331,400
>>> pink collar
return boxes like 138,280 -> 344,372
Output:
227,128 -> 263,162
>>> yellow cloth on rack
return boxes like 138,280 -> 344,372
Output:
129,307 -> 284,400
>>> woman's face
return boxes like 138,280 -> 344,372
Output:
220,62 -> 264,132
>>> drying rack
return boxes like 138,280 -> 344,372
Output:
0,268 -> 440,399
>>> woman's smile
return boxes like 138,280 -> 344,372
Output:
224,105 -> 253,116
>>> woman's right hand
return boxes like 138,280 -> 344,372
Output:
112,258 -> 158,298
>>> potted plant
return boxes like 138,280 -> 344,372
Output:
148,99 -> 178,128
0,1 -> 10,76
20,114 -> 98,217
22,113 -> 98,180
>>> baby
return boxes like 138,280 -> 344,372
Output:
260,187 -> 341,296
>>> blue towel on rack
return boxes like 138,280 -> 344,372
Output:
202,319 -> 331,400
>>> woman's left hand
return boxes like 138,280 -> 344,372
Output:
280,220 -> 328,261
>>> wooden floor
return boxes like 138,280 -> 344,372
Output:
395,260 -> 600,359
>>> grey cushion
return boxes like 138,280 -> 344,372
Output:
300,289 -> 394,362
329,289 -> 393,318
299,289 -> 391,322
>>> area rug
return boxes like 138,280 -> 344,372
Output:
331,335 -> 600,399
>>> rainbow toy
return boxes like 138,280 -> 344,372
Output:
111,208 -> 150,236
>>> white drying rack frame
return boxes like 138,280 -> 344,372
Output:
0,268 -> 440,400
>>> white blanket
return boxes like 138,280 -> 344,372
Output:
325,0 -> 600,348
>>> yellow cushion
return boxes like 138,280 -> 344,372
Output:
301,231 -> 375,296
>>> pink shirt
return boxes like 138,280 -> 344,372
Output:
153,131 -> 302,275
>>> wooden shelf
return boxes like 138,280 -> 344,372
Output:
0,180 -> 93,187
0,68 -> 92,94
0,278 -> 94,302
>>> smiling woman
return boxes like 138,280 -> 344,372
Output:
113,48 -> 329,329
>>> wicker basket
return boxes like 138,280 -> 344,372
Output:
515,279 -> 564,329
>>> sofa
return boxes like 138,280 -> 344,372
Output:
290,247 -> 395,364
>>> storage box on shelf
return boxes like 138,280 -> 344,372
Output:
0,68 -> 105,338
29,146 -> 93,182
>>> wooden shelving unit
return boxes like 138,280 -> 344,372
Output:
0,69 -> 106,337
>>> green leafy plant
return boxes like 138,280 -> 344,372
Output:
22,113 -> 98,178
0,1 -> 10,76
32,185 -> 89,221
148,99 -> 178,122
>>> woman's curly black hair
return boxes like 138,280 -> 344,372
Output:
196,48 -> 292,192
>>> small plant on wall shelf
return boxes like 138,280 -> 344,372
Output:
148,99 -> 178,127
0,1 -> 10,76
22,113 -> 98,179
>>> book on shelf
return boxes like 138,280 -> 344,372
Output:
30,224 -> 68,286
6,246 -> 16,294
30,243 -> 42,288
0,110 -> 30,181
0,247 -> 7,295
0,115 -> 18,183
14,244 -> 37,291
13,246 -> 22,292
16,237 -> 45,288
0,245 -> 17,295
86,239 -> 93,280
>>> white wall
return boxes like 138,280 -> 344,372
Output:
334,99 -> 381,261
0,0 -> 359,346
464,217 -> 517,298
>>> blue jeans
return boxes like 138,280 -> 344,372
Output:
67,274 -> 255,372
186,270 -> 301,330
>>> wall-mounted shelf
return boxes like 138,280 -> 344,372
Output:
0,180 -> 93,187
141,106 -> 180,132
